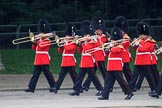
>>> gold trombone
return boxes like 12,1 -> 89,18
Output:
85,38 -> 130,54
12,31 -> 56,45
57,35 -> 82,47
12,32 -> 35,45
103,38 -> 130,49
155,47 -> 162,55
130,36 -> 141,46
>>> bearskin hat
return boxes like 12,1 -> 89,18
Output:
114,16 -> 129,33
136,22 -> 150,35
91,16 -> 106,32
65,22 -> 76,36
110,27 -> 122,40
80,20 -> 94,36
37,19 -> 51,33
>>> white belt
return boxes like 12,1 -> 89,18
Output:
36,51 -> 48,54
94,47 -> 103,50
108,58 -> 122,60
137,52 -> 150,55
62,54 -> 74,56
82,53 -> 91,56
151,52 -> 155,54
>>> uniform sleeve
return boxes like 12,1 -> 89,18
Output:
110,47 -> 123,54
95,40 -> 101,47
64,43 -> 77,51
39,40 -> 50,49
101,36 -> 107,43
58,47 -> 64,54
78,46 -> 82,53
83,43 -> 95,50
122,41 -> 130,49
32,44 -> 36,50
138,42 -> 152,52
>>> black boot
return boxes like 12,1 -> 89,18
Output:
69,91 -> 80,96
98,96 -> 108,100
49,87 -> 57,94
125,92 -> 134,100
133,87 -> 137,92
24,88 -> 34,93
95,90 -> 102,96
82,86 -> 89,91
148,90 -> 156,95
149,92 -> 159,99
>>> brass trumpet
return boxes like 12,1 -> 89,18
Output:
12,32 -> 56,45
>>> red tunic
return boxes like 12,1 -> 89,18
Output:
121,35 -> 131,63
134,39 -> 152,65
32,39 -> 50,65
78,41 -> 95,68
93,34 -> 107,61
58,42 -> 77,67
107,45 -> 124,71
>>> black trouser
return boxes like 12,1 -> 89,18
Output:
28,65 -> 55,90
102,71 -> 131,98
82,61 -> 106,89
109,63 -> 132,90
73,67 -> 103,92
56,66 -> 77,90
129,65 -> 156,91
123,63 -> 132,83
135,65 -> 160,90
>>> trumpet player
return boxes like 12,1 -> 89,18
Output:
24,19 -> 56,93
129,22 -> 156,94
81,17 -> 107,94
69,20 -> 103,96
98,27 -> 133,100
53,23 -> 78,94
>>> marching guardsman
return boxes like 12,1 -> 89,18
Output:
98,27 -> 134,100
53,23 -> 78,94
81,17 -> 107,93
134,25 -> 160,91
114,16 -> 132,83
129,22 -> 156,93
69,20 -> 103,96
24,19 -> 56,93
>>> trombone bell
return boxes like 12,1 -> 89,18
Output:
12,32 -> 34,45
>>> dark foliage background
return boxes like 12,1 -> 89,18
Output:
0,0 -> 162,24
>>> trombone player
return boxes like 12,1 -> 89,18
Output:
24,19 -> 56,93
128,22 -> 156,94
98,27 -> 133,100
69,20 -> 103,96
53,22 -> 78,94
81,17 -> 107,94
